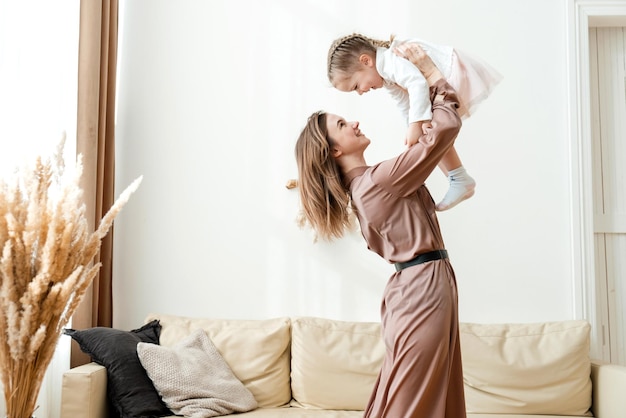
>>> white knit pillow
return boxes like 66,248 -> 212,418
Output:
137,329 -> 257,418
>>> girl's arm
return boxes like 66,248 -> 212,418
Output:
379,49 -> 432,124
379,44 -> 434,147
372,45 -> 461,196
380,47 -> 433,123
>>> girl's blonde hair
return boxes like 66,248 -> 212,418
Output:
327,33 -> 394,85
295,111 -> 353,241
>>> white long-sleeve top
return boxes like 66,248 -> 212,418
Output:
376,37 -> 454,124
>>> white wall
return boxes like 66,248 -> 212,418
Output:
113,0 -> 574,330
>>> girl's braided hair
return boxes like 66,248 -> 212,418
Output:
327,33 -> 395,85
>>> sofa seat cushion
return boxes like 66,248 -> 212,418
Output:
460,320 -> 592,416
146,314 -> 291,408
158,410 -> 587,418
163,408 -> 364,417
467,415 -> 587,418
290,317 -> 385,411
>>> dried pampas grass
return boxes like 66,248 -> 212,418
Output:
0,134 -> 142,418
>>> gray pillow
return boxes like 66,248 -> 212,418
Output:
137,328 -> 258,418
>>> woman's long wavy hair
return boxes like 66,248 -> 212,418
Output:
327,33 -> 394,86
295,111 -> 353,241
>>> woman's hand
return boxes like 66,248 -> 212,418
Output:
393,43 -> 443,86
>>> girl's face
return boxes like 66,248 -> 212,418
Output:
333,54 -> 384,95
325,114 -> 370,157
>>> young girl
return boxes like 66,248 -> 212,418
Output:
327,33 -> 502,211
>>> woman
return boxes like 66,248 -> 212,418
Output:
294,44 -> 466,418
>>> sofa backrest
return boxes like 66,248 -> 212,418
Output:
289,317 -> 591,415
289,316 -> 385,410
145,313 -> 292,408
460,320 -> 592,416
145,314 -> 592,416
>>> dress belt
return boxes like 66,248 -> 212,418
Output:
394,249 -> 448,272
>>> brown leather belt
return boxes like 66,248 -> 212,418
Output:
394,250 -> 448,272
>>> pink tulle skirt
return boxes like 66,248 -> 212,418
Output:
447,49 -> 503,118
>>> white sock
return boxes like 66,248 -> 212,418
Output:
436,166 -> 476,211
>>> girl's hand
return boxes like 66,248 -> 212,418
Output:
405,122 -> 422,147
406,120 -> 433,147
393,43 -> 443,86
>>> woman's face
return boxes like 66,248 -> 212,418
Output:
325,113 -> 370,157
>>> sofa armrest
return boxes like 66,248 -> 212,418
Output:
60,362 -> 108,418
591,360 -> 626,418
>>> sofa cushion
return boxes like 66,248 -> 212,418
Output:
137,329 -> 257,417
63,320 -> 171,418
460,320 -> 592,416
290,317 -> 384,410
145,314 -> 291,408
206,408 -> 365,417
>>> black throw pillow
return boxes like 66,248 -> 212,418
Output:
64,320 -> 172,418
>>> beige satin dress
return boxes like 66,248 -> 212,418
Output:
343,80 -> 467,418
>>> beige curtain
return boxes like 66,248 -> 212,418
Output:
71,0 -> 119,367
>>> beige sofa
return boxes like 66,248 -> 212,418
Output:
61,314 -> 626,418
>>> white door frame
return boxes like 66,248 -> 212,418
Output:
567,0 -> 626,359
